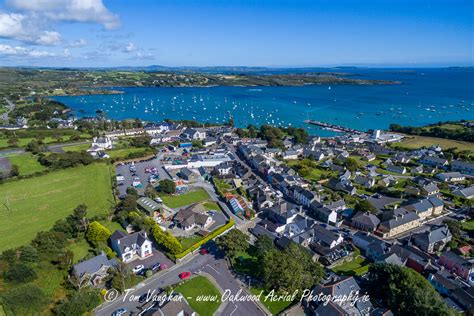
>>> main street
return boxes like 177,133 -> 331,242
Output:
94,245 -> 267,316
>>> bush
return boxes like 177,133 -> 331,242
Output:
4,262 -> 37,283
2,284 -> 48,315
86,221 -> 112,247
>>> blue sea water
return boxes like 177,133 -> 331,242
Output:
52,68 -> 474,136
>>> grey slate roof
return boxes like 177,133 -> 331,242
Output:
73,253 -> 116,278
380,208 -> 419,229
110,230 -> 149,253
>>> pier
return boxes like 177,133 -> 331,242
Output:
304,120 -> 365,134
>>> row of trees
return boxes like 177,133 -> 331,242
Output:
236,124 -> 309,148
38,151 -> 93,169
389,122 -> 474,142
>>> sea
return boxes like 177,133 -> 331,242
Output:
52,68 -> 474,136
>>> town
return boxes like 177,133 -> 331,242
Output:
1,113 -> 472,316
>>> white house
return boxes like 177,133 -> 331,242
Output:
182,128 -> 206,140
110,230 -> 153,263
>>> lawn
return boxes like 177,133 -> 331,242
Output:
250,287 -> 294,315
462,220 -> 474,233
331,255 -> 370,276
67,239 -> 92,263
107,147 -> 152,159
4,153 -> 46,176
178,235 -> 203,250
203,201 -> 220,211
0,163 -> 115,252
174,276 -> 221,316
160,188 -> 210,208
392,135 -> 474,153
102,220 -> 125,234
62,143 -> 90,152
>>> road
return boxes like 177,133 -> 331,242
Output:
0,141 -> 90,156
95,245 -> 267,316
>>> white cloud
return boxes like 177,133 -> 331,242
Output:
124,42 -> 136,52
0,12 -> 61,45
68,38 -> 87,47
0,43 -> 59,57
7,0 -> 121,30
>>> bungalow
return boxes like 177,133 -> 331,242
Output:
453,186 -> 474,199
412,225 -> 452,253
72,253 -> 116,287
351,212 -> 380,232
174,204 -> 212,231
436,172 -> 466,182
451,160 -> 474,176
378,208 -> 421,238
110,230 -> 153,263
386,164 -> 407,174
439,250 -> 474,283
420,155 -> 448,168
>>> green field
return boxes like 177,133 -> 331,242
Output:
0,163 -> 114,251
62,143 -> 90,152
160,188 -> 210,208
174,276 -> 221,316
4,153 -> 46,176
392,135 -> 474,153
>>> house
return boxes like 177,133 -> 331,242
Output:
378,208 -> 420,238
420,182 -> 440,196
404,196 -> 444,220
142,293 -> 197,316
311,204 -> 338,225
311,225 -> 344,249
293,188 -> 319,207
262,202 -> 300,233
389,244 -> 433,273
439,250 -> 474,283
137,197 -> 161,217
351,212 -> 380,232
91,136 -> 113,150
182,128 -> 206,140
420,155 -> 448,168
363,153 -> 376,162
110,230 -> 153,263
281,150 -> 298,160
378,175 -> 398,187
203,137 -> 217,147
352,232 -> 390,261
436,172 -> 466,182
411,165 -> 424,174
72,253 -> 116,287
412,225 -> 452,253
178,167 -> 198,182
451,160 -> 474,176
354,175 -> 376,188
213,162 -> 233,176
453,186 -> 474,199
304,276 -> 374,316
174,204 -> 212,231
386,164 -> 407,174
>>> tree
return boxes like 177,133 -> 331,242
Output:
31,231 -> 67,260
366,263 -> 455,316
130,134 -> 151,147
2,284 -> 48,315
261,243 -> 323,294
7,136 -> 18,147
56,249 -> 74,270
216,229 -> 249,257
9,164 -> 19,177
255,235 -> 275,260
86,221 -> 112,247
145,184 -> 157,199
354,200 -> 378,214
55,289 -> 101,316
345,157 -> 359,171
18,245 -> 38,263
4,262 -> 37,283
159,179 -> 176,194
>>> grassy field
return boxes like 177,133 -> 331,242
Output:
67,239 -> 92,263
160,188 -> 210,208
62,143 -> 90,152
250,287 -> 294,315
174,276 -> 221,316
4,153 -> 46,176
331,254 -> 370,276
392,135 -> 474,153
0,163 -> 114,252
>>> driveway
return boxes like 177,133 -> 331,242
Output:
126,248 -> 174,271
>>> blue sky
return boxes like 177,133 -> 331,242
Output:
0,0 -> 472,67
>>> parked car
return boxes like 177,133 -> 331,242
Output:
151,263 -> 161,271
112,308 -> 127,316
199,248 -> 209,255
179,272 -> 191,279
132,265 -> 145,274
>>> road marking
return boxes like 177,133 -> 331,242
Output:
229,304 -> 238,316
205,264 -> 221,275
